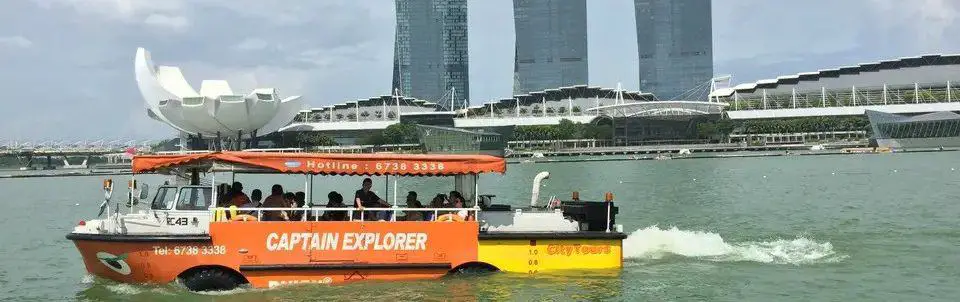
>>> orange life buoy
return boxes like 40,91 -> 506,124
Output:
435,213 -> 465,222
231,214 -> 258,222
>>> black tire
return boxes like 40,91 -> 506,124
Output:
179,267 -> 244,292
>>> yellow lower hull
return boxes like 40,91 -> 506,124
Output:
478,238 -> 622,273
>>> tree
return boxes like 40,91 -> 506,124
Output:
381,123 -> 419,144
297,132 -> 337,147
696,122 -> 718,139
555,119 -> 579,140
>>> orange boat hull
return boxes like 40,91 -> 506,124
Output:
69,221 -> 479,288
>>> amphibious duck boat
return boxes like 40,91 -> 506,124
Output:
67,151 -> 624,291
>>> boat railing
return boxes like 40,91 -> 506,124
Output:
211,207 -> 479,222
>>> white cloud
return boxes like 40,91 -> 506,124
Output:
143,14 -> 190,31
236,38 -> 269,51
0,36 -> 33,48
32,0 -> 185,21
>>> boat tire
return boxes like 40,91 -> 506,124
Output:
179,267 -> 244,292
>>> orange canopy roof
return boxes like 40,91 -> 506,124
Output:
132,151 -> 506,176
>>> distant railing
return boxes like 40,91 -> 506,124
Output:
211,207 -> 478,222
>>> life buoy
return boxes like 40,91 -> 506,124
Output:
231,214 -> 258,222
436,213 -> 465,222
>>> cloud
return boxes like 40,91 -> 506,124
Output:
31,0 -> 185,21
0,36 -> 32,48
236,38 -> 269,51
143,14 -> 190,31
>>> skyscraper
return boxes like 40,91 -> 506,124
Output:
393,0 -> 469,110
513,0 -> 588,95
635,0 -> 713,100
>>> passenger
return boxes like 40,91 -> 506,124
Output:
284,192 -> 306,221
321,191 -> 348,221
295,192 -> 306,207
426,194 -> 447,221
240,189 -> 261,214
261,184 -> 288,221
448,191 -> 470,220
228,182 -> 251,207
285,192 -> 301,221
250,189 -> 263,206
354,178 -> 391,221
402,191 -> 424,221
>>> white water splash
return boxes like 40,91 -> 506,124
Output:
106,284 -> 143,295
80,274 -> 95,284
624,226 -> 846,265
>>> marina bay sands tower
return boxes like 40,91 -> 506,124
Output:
512,0 -> 589,95
634,0 -> 714,100
393,0 -> 470,111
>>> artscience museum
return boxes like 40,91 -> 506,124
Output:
134,47 -> 303,148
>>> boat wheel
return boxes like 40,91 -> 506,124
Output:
179,267 -> 246,292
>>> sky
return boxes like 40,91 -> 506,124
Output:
1,0 -> 959,141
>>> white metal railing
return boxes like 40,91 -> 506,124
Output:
211,207 -> 479,222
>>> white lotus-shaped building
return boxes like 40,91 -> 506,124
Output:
134,47 -> 302,138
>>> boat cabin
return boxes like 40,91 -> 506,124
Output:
79,151 -> 621,236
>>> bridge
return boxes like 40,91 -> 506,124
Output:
0,139 -> 155,169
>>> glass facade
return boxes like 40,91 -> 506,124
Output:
635,0 -> 713,100
513,0 -> 588,95
393,0 -> 469,110
417,125 -> 506,156
875,120 -> 960,139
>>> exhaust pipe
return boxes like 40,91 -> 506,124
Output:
530,171 -> 550,207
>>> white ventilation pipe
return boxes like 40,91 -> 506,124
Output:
530,171 -> 550,207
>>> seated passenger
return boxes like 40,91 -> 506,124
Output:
228,181 -> 251,207
426,194 -> 447,221
240,189 -> 261,214
289,192 -> 307,221
261,185 -> 288,221
402,191 -> 424,221
321,191 -> 349,221
285,192 -> 301,221
448,191 -> 470,220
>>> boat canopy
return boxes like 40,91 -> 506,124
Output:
131,151 -> 506,176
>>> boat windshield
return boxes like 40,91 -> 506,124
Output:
150,186 -> 178,210
176,187 -> 212,211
